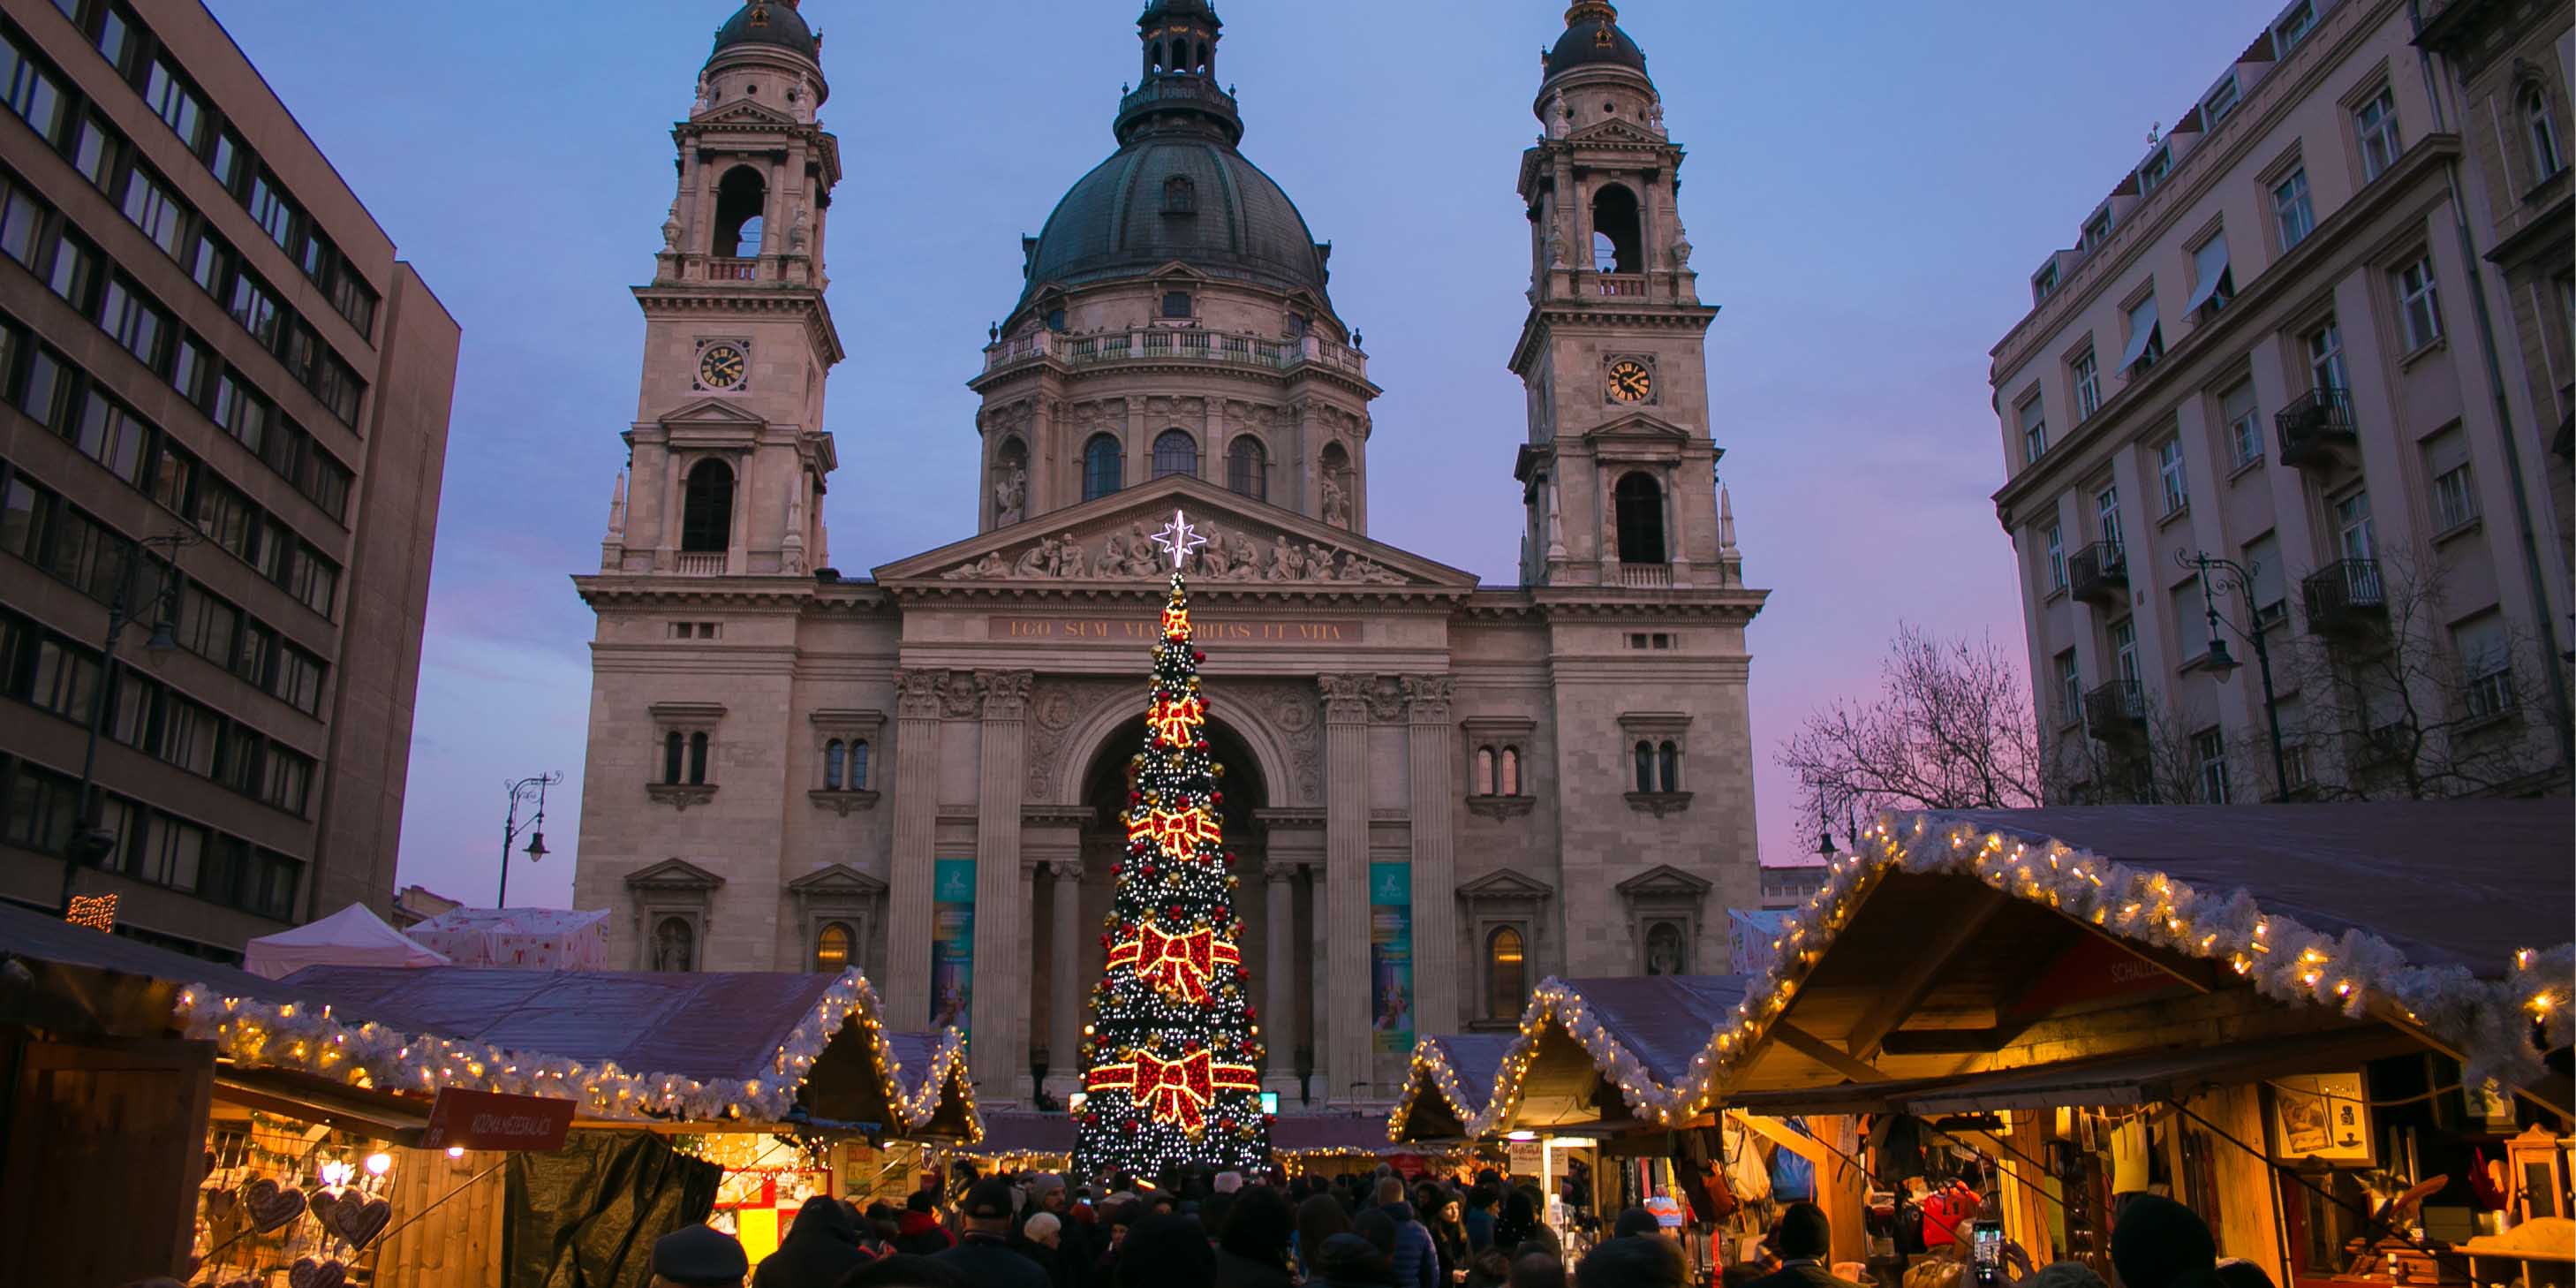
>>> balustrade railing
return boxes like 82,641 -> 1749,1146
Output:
707,258 -> 757,282
674,552 -> 729,576
983,327 -> 1361,377
1617,564 -> 1673,588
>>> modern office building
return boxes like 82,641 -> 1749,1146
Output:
1989,0 -> 2570,806
0,0 -> 458,957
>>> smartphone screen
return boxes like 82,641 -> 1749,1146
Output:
1972,1221 -> 2004,1284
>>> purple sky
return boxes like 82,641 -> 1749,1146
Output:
203,1 -> 2280,909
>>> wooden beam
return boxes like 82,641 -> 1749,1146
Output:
2066,916 -> 2226,996
1846,885 -> 2011,1061
1773,1021 -> 1892,1083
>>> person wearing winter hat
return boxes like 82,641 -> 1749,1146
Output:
2111,1195 -> 2220,1288
1745,1202 -> 1862,1288
931,1178 -> 1049,1288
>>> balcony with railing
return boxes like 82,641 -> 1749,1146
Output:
2067,542 -> 2128,607
674,552 -> 729,576
981,327 -> 1369,381
2300,559 -> 2386,638
2276,389 -> 2357,469
2083,679 -> 2147,745
1595,274 -> 1648,299
1616,564 -> 1673,589
706,258 -> 759,283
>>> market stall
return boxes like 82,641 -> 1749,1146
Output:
1421,802 -> 2572,1284
179,964 -> 978,1281
241,903 -> 452,978
400,906 -> 612,971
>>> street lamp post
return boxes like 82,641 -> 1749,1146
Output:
2181,550 -> 2293,802
57,531 -> 200,918
498,772 -> 562,906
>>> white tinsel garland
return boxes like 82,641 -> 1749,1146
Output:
178,968 -> 976,1135
1414,811 -> 2572,1140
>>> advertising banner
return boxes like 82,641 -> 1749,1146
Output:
1370,861 -> 1413,1054
931,859 -> 975,1034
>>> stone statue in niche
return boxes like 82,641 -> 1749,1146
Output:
1645,923 -> 1684,975
1546,90 -> 1568,139
993,466 -> 1026,526
1320,474 -> 1351,528
653,920 -> 694,973
1671,218 -> 1693,270
788,202 -> 809,253
1544,223 -> 1566,271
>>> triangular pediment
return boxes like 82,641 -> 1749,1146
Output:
659,398 -> 768,428
1459,870 -> 1555,900
786,863 -> 887,897
873,474 -> 1480,590
1146,261 -> 1213,283
1567,117 -> 1670,148
626,858 -> 725,890
1615,864 -> 1711,897
693,99 -> 797,128
1584,411 -> 1693,443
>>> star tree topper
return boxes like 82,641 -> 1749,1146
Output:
1149,509 -> 1207,571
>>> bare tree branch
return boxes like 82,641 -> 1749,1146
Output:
1782,625 -> 2045,834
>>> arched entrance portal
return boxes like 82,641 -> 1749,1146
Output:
1036,714 -> 1297,1102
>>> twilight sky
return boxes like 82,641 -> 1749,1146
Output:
202,0 -> 2280,910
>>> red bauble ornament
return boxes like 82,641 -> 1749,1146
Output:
1128,791 -> 1143,805
1193,650 -> 1206,663
1212,792 -> 1224,805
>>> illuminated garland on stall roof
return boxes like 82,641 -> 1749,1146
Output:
1386,1037 -> 1500,1141
1394,811 -> 2575,1141
176,967 -> 979,1140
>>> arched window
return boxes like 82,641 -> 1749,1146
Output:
824,739 -> 846,791
1634,741 -> 1655,794
2528,85 -> 2565,179
663,731 -> 684,784
1658,740 -> 1681,793
681,458 -> 736,554
813,921 -> 853,974
1082,434 -> 1124,500
652,917 -> 695,973
1501,746 -> 1522,797
1486,926 -> 1526,1020
1475,746 -> 1497,796
1591,183 -> 1643,274
1227,436 -> 1267,500
1195,41 -> 1210,74
712,165 -> 767,258
849,739 -> 870,790
687,731 -> 710,786
1614,473 -> 1667,564
1163,176 -> 1197,215
1152,429 -> 1199,479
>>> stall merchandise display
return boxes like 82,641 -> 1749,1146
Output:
194,1110 -> 402,1284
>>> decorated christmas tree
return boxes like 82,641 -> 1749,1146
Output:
1075,512 -> 1271,1177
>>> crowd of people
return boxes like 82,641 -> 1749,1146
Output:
638,1163 -> 2274,1288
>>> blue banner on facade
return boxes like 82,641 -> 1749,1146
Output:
932,859 -> 975,1034
1370,861 -> 1413,1054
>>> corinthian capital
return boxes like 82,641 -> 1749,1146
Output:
895,669 -> 946,719
978,670 -> 1035,720
1401,675 -> 1455,724
1318,674 -> 1371,724
941,671 -> 984,718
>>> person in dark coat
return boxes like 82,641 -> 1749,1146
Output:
1427,1193 -> 1470,1284
1744,1203 -> 1862,1288
931,1178 -> 1050,1288
837,1255 -> 968,1288
2111,1195 -> 2222,1288
1296,1191 -> 1355,1280
1371,1178 -> 1440,1288
1213,1186 -> 1297,1288
894,1192 -> 954,1256
1117,1212 -> 1218,1288
1490,1192 -> 1543,1255
652,1224 -> 751,1288
752,1196 -> 871,1288
1575,1235 -> 1688,1288
1462,1185 -> 1499,1255
1311,1230 -> 1400,1288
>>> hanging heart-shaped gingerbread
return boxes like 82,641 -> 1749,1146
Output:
202,1187 -> 239,1224
286,1255 -> 348,1288
319,1189 -> 393,1250
241,1178 -> 308,1233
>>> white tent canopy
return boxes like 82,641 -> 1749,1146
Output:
242,902 -> 449,980
404,907 -> 612,970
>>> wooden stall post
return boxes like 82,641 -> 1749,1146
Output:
0,1035 -> 213,1287
376,1148 -> 506,1288
1732,1113 -> 1869,1261
2196,1086 -> 2287,1285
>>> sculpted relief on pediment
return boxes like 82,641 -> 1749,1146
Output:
937,514 -> 1409,587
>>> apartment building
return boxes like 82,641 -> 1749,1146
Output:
1989,0 -> 2571,806
0,0 -> 457,957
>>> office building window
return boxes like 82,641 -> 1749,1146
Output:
2455,614 -> 2514,721
2018,393 -> 2047,464
2527,85 -> 2565,180
2055,651 -> 2081,726
2306,319 -> 2346,392
2220,380 -> 2262,468
3,29 -> 67,141
2192,729 -> 2231,804
117,167 -> 184,257
2433,463 -> 2477,532
2274,0 -> 2316,55
2045,523 -> 2066,592
141,57 -> 205,151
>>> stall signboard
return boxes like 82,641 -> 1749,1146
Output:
931,859 -> 975,1034
1370,862 -> 1413,1054
419,1087 -> 576,1152
2266,1072 -> 2374,1166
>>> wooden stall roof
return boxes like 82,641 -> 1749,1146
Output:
182,965 -> 979,1138
0,900 -> 295,1037
967,1110 -> 1076,1159
1442,803 -> 2573,1138
1388,1034 -> 1517,1142
1389,976 -> 1748,1140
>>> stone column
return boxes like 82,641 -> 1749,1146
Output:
1402,676 -> 1459,1042
1263,860 -> 1297,1087
884,671 -> 946,1027
971,671 -> 1034,1101
1318,675 -> 1372,1103
1046,858 -> 1085,1100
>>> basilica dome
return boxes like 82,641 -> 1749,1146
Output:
710,2 -> 818,61
1019,134 -> 1332,307
1545,2 -> 1649,80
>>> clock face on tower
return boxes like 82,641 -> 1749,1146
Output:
697,342 -> 748,391
1606,359 -> 1653,404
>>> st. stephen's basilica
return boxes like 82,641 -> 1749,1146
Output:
570,0 -> 1770,1108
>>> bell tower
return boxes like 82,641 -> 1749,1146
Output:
602,1 -> 845,578
1510,3 -> 1737,591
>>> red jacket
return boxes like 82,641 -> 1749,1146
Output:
896,1209 -> 957,1254
1920,1188 -> 1975,1247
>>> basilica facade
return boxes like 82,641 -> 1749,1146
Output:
570,0 -> 1769,1108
